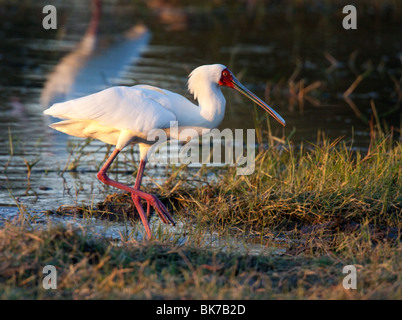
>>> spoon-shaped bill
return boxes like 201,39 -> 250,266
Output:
232,77 -> 285,126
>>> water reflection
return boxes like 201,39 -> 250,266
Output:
147,0 -> 189,31
41,0 -> 151,108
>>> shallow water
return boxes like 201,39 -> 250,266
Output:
1,206 -> 286,256
0,1 -> 401,249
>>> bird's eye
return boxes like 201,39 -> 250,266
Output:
222,71 -> 228,77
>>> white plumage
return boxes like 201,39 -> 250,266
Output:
44,65 -> 231,155
43,64 -> 285,239
45,86 -> 176,149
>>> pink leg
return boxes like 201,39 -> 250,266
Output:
131,159 -> 175,225
97,148 -> 175,239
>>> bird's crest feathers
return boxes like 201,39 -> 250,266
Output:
187,64 -> 226,101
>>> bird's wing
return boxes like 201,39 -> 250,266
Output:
133,84 -> 202,125
44,86 -> 177,134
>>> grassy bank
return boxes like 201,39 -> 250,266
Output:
0,223 -> 400,299
1,131 -> 401,299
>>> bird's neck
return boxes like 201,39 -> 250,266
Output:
197,84 -> 226,128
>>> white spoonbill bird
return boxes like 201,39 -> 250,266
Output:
44,64 -> 285,239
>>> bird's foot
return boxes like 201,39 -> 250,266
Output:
132,193 -> 176,226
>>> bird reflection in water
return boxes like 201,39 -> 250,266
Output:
40,0 -> 151,109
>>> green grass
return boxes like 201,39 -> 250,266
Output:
177,135 -> 401,234
1,130 -> 401,299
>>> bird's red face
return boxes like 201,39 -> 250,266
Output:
218,68 -> 234,88
218,67 -> 286,126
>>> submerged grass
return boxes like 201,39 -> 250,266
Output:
2,130 -> 400,299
